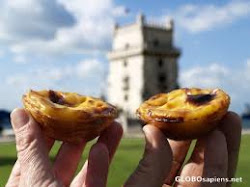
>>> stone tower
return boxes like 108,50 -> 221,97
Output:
107,14 -> 181,132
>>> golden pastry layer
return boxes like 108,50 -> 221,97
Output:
137,88 -> 230,140
23,90 -> 118,143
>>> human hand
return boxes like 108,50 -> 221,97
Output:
6,108 -> 123,187
6,109 -> 241,187
124,112 -> 241,187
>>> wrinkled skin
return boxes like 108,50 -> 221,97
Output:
7,109 -> 241,187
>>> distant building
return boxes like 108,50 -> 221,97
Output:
107,14 -> 181,132
0,110 -> 11,130
0,110 -> 14,138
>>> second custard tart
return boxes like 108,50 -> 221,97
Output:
137,88 -> 230,140
23,90 -> 118,143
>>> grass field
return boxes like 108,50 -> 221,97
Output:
0,135 -> 249,187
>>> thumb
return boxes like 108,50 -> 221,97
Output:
11,108 -> 56,186
124,125 -> 172,187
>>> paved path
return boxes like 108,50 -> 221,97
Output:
0,136 -> 15,143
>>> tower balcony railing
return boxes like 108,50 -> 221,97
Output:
107,43 -> 181,60
107,45 -> 144,60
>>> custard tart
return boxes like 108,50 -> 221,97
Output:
23,90 -> 118,143
137,88 -> 230,140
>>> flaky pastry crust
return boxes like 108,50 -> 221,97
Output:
137,88 -> 230,140
23,90 -> 118,143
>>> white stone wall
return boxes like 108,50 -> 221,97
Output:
108,55 -> 144,117
108,55 -> 177,113
113,25 -> 143,50
144,27 -> 172,47
108,58 -> 124,107
143,56 -> 177,98
123,55 -> 144,116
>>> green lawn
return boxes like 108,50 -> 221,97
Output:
0,135 -> 249,187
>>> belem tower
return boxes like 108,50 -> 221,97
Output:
107,14 -> 181,133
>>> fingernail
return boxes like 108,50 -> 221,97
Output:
11,108 -> 29,130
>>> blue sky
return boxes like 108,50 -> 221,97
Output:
0,0 -> 250,114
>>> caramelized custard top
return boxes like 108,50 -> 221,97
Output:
187,93 -> 215,106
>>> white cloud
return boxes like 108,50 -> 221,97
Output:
76,59 -> 104,78
0,0 -> 75,41
168,1 -> 250,33
0,0 -> 127,58
5,58 -> 105,91
3,58 -> 107,109
180,63 -> 229,88
180,60 -> 250,113
6,69 -> 62,89
13,55 -> 27,64
6,75 -> 28,86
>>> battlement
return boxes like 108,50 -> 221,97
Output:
114,13 -> 174,32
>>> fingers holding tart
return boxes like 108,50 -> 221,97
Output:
137,88 -> 230,140
23,90 -> 118,143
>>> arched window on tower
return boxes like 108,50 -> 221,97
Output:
123,76 -> 129,91
125,43 -> 130,49
143,89 -> 151,100
153,39 -> 159,46
158,59 -> 163,67
123,60 -> 128,67
124,94 -> 128,101
158,73 -> 167,92
158,74 -> 166,83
